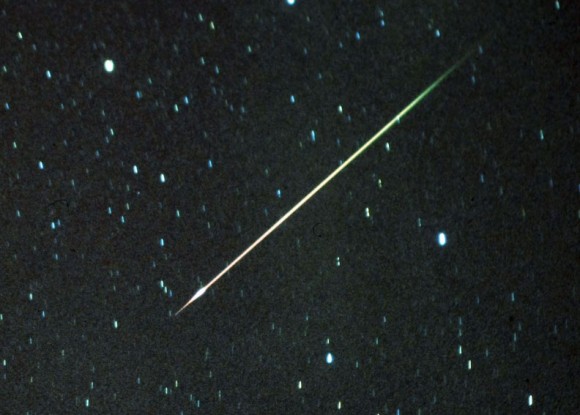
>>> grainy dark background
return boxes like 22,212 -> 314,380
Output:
1,1 -> 578,413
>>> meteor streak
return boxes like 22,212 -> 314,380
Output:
175,45 -> 480,316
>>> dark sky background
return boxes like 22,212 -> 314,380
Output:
1,1 -> 578,413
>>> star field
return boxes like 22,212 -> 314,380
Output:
1,1 -> 578,413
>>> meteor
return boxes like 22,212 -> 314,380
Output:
175,45 -> 480,316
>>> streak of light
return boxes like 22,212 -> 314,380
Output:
175,43 -> 482,316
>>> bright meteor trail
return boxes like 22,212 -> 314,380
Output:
175,45 -> 480,316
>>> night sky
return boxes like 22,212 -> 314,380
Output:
1,1 -> 578,413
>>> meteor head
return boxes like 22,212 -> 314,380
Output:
175,286 -> 207,316
192,286 -> 207,302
